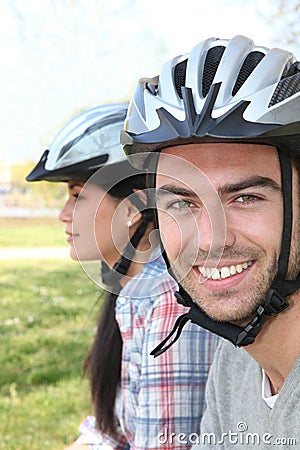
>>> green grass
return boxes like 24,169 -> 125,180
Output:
0,258 -> 104,449
0,218 -> 66,247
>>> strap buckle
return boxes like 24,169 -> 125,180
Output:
264,288 -> 289,315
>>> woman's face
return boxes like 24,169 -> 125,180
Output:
59,180 -> 132,266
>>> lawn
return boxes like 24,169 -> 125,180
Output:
0,219 -> 105,449
0,217 -> 66,247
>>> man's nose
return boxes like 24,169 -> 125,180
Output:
197,203 -> 234,256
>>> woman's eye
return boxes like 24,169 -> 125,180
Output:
72,192 -> 86,200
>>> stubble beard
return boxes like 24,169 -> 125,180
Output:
171,252 -> 278,325
169,203 -> 300,324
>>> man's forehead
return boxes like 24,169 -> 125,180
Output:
160,142 -> 278,161
155,144 -> 283,198
157,143 -> 279,180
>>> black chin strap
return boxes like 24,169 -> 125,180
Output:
151,149 -> 300,357
101,261 -> 122,293
100,193 -> 153,289
151,286 -> 291,357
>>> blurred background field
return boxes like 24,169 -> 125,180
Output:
0,217 -> 65,247
0,217 -> 102,449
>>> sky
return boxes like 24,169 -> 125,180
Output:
0,0 -> 298,166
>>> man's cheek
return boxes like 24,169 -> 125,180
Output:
158,214 -> 183,261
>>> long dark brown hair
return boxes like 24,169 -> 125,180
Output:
83,171 -> 146,438
83,291 -> 121,437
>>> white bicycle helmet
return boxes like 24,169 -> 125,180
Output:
27,102 -> 153,290
27,102 -> 139,183
121,35 -> 300,350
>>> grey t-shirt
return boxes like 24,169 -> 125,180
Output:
194,340 -> 300,449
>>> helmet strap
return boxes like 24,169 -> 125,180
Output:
100,195 -> 153,289
271,149 -> 300,297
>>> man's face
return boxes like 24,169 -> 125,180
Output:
156,143 -> 299,325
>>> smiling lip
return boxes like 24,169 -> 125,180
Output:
193,260 -> 254,291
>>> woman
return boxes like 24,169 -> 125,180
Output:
27,103 -> 219,449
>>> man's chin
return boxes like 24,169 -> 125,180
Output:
194,301 -> 259,326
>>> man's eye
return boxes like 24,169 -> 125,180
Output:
169,200 -> 194,209
235,194 -> 259,203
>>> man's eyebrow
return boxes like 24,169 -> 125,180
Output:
155,176 -> 281,200
219,176 -> 281,195
155,185 -> 198,199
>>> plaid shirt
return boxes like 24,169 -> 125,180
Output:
75,248 -> 219,449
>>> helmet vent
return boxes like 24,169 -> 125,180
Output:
202,46 -> 225,97
57,121 -> 102,160
269,73 -> 300,107
174,59 -> 188,99
135,86 -> 147,120
232,51 -> 265,96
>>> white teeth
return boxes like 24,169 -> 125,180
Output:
221,267 -> 231,279
236,264 -> 243,273
198,261 -> 252,280
230,265 -> 236,275
211,269 -> 220,280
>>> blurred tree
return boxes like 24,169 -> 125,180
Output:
2,0 -> 168,167
265,0 -> 300,49
10,162 -> 65,206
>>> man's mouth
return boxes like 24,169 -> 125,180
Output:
197,261 -> 253,280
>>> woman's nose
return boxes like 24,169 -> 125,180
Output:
58,198 -> 73,223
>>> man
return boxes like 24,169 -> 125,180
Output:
121,35 -> 300,448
